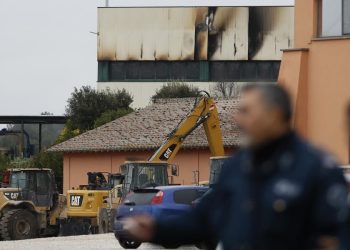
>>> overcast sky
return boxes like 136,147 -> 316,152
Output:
0,0 -> 294,117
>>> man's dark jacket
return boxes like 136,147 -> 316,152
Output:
153,132 -> 349,250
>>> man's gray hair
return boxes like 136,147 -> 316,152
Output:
241,83 -> 292,122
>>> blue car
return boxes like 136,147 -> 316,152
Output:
114,185 -> 208,249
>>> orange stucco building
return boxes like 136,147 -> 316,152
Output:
63,150 -> 216,193
50,98 -> 239,193
279,0 -> 350,163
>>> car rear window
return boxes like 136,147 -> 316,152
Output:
173,189 -> 207,205
124,190 -> 158,205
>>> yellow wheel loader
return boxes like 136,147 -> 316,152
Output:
60,172 -> 124,235
0,168 -> 66,240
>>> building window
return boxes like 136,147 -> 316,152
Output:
319,0 -> 350,36
98,61 -> 281,83
344,0 -> 350,34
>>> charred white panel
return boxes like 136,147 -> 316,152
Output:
209,7 -> 249,60
107,0 -> 294,7
194,7 -> 209,60
249,7 -> 294,60
168,8 -> 195,60
98,7 -> 294,62
98,8 -> 201,61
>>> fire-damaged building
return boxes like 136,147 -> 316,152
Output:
97,6 -> 294,107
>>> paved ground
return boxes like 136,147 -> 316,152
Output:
0,233 -> 198,250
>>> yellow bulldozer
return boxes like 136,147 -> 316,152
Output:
0,168 -> 66,240
60,162 -> 171,235
61,91 -> 227,235
60,172 -> 124,235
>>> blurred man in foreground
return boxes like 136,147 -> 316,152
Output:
121,84 -> 349,250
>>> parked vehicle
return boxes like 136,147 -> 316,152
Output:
114,185 -> 208,249
0,168 -> 66,240
60,172 -> 124,236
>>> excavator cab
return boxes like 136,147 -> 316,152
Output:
78,172 -> 124,191
209,156 -> 229,186
120,162 -> 169,196
86,172 -> 108,190
8,169 -> 57,207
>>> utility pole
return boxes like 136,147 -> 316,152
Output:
105,0 -> 109,7
39,123 -> 42,152
21,121 -> 24,158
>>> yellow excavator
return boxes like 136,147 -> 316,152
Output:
61,91 -> 227,235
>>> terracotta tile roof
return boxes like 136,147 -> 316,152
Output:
48,98 -> 241,153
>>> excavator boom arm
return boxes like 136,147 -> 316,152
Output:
149,95 -> 225,163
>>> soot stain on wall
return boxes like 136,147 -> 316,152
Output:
248,7 -> 264,60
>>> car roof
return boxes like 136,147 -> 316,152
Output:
151,185 -> 208,190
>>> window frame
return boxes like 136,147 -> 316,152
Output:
99,61 -> 281,83
319,0 -> 350,37
343,0 -> 350,35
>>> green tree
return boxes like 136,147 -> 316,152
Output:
65,86 -> 133,132
55,120 -> 80,144
0,152 -> 64,192
94,108 -> 133,128
152,82 -> 199,101
0,155 -> 11,185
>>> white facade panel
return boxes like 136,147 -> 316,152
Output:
97,82 -> 214,108
209,7 -> 249,60
250,7 -> 294,60
98,7 -> 294,62
98,8 -> 199,61
104,0 -> 294,7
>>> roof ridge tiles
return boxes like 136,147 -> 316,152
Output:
48,98 -> 241,153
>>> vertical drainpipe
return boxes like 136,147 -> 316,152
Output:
38,123 -> 42,152
68,156 -> 71,192
21,121 -> 24,158
197,150 -> 200,184
110,154 -> 113,174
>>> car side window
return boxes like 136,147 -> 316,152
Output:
173,189 -> 202,205
197,189 -> 207,196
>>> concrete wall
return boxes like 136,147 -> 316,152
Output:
63,148 -> 234,194
278,0 -> 350,163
